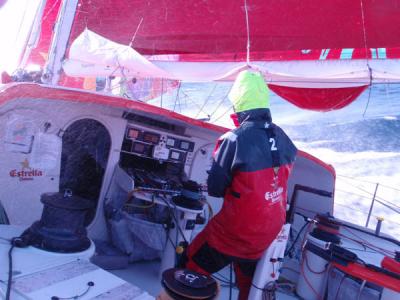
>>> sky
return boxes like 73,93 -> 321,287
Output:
0,0 -> 41,73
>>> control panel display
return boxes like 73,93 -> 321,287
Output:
180,141 -> 190,150
122,124 -> 193,164
178,139 -> 194,152
169,150 -> 186,162
143,132 -> 160,144
132,142 -> 151,155
166,137 -> 176,147
127,128 -> 140,139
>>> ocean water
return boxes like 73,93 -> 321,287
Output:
149,83 -> 400,237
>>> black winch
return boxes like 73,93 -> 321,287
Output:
161,268 -> 218,300
20,190 -> 94,253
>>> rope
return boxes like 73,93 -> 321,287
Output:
299,254 -> 324,300
341,227 -> 396,256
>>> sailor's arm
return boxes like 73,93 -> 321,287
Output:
207,132 -> 237,198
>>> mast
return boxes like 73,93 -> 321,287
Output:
42,0 -> 79,86
18,0 -> 48,71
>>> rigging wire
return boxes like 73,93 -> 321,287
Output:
211,104 -> 233,123
173,82 -> 182,112
208,86 -> 232,119
42,0 -> 61,22
336,176 -> 400,211
362,75 -> 373,117
160,78 -> 164,108
359,0 -> 373,117
335,186 -> 400,211
335,191 -> 400,216
337,174 -> 400,193
243,0 -> 251,65
194,83 -> 217,119
336,182 -> 400,213
333,202 -> 400,227
179,89 -> 210,117
129,17 -> 144,48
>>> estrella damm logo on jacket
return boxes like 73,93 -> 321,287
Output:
265,186 -> 284,203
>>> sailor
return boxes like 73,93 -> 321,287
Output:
184,70 -> 297,300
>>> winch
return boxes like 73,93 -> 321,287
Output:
20,190 -> 93,253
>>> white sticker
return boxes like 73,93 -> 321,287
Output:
153,144 -> 170,160
4,116 -> 35,153
30,132 -> 62,170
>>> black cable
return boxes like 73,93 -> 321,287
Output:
158,194 -> 189,244
6,236 -> 29,300
285,219 -> 310,257
51,281 -> 94,300
5,243 -> 15,300
165,226 -> 177,249
250,281 -> 276,300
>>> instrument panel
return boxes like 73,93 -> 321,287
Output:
122,125 -> 194,164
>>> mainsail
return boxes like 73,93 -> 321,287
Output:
22,0 -> 400,111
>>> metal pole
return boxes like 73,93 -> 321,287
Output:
365,183 -> 379,227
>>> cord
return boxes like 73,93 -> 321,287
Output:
5,236 -> 28,300
285,219 -> 310,257
299,255 -> 324,300
158,194 -> 189,245
124,190 -> 156,209
5,243 -> 15,300
250,281 -> 276,300
51,281 -> 94,300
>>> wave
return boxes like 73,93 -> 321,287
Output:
284,115 -> 400,153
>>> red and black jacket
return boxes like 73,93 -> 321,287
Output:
206,108 -> 297,259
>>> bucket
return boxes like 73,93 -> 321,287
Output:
296,229 -> 340,300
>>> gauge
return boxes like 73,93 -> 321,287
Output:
143,132 -> 160,144
132,142 -> 151,155
126,127 -> 140,140
178,140 -> 194,152
166,137 -> 176,148
169,150 -> 186,162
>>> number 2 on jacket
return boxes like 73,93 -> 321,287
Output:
269,138 -> 277,151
